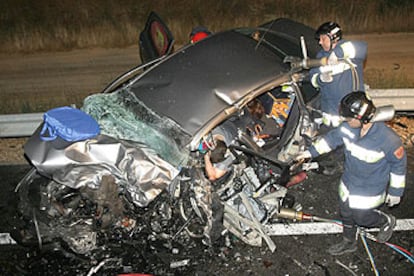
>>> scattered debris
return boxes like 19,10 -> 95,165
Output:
387,116 -> 414,147
0,233 -> 16,244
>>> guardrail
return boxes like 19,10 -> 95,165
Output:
0,88 -> 413,138
368,88 -> 414,111
0,112 -> 43,137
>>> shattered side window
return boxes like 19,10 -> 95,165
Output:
82,89 -> 190,167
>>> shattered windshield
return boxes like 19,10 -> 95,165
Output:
82,89 -> 190,167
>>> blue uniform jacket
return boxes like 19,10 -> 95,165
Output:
309,122 -> 406,198
310,40 -> 367,116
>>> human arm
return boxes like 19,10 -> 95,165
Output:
310,40 -> 368,88
204,151 -> 228,181
296,124 -> 347,162
385,143 -> 407,200
309,51 -> 330,87
334,40 -> 367,62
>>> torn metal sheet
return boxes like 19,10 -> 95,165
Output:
24,131 -> 179,207
218,164 -> 284,251
240,192 -> 276,252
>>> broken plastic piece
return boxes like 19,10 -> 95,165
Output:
286,171 -> 307,187
170,259 -> 190,268
0,233 -> 16,245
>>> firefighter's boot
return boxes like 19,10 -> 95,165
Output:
327,237 -> 357,256
376,212 -> 396,243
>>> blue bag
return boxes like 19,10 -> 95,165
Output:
40,106 -> 100,142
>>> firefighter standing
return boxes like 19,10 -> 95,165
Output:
297,92 -> 406,255
310,22 -> 367,130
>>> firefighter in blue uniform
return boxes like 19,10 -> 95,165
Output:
297,92 -> 406,255
310,22 -> 367,130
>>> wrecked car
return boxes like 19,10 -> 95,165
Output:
16,15 -> 327,257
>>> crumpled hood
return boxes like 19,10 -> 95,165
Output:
24,129 -> 179,207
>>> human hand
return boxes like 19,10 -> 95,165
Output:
295,150 -> 311,161
385,194 -> 401,207
320,71 -> 333,83
327,52 -> 339,65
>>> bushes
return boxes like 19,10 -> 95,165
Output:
1,0 -> 413,53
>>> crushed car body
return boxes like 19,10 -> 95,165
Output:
17,14 -> 328,257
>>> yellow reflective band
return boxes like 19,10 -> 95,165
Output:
311,74 -> 319,88
390,173 -> 406,189
340,127 -> 356,139
343,139 -> 385,163
349,193 -> 385,209
314,138 -> 332,155
339,182 -> 385,209
339,181 -> 349,202
340,41 -> 357,59
322,113 -> 342,127
281,85 -> 294,92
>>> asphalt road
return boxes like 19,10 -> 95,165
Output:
0,149 -> 413,275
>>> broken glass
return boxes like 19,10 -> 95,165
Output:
82,89 -> 190,167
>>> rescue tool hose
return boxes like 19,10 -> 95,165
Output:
360,232 -> 379,276
386,243 -> 414,264
362,231 -> 414,264
277,208 -> 414,265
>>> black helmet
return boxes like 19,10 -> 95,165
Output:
315,21 -> 342,41
339,91 -> 376,123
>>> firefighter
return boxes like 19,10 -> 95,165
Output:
296,92 -> 406,255
310,22 -> 368,130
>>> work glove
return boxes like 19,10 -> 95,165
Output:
320,71 -> 333,83
327,52 -> 339,65
295,150 -> 312,161
385,194 -> 401,207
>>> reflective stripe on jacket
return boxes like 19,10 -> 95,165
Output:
309,40 -> 367,116
321,112 -> 342,127
339,181 -> 386,209
309,122 -> 406,209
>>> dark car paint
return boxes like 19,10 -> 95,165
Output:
131,30 -> 292,136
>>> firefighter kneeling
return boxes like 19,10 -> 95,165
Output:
296,91 -> 406,256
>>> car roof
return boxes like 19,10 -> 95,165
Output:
128,29 -> 293,136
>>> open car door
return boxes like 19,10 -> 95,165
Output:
139,11 -> 175,64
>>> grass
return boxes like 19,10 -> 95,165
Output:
365,68 -> 413,89
1,0 -> 413,53
0,93 -> 86,114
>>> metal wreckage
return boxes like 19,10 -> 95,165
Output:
16,89 -> 302,256
13,14 -> 395,272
